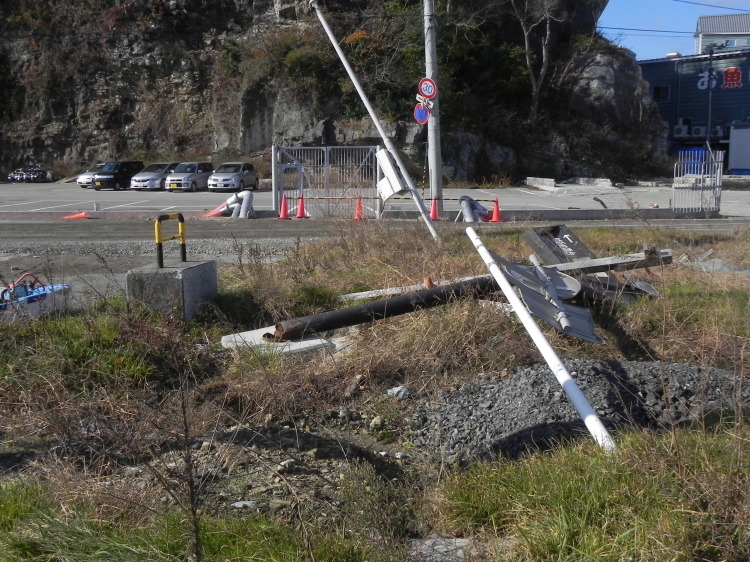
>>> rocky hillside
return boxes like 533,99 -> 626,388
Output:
0,0 -> 668,181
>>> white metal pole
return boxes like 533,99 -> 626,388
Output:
466,227 -> 617,452
309,0 -> 439,242
423,0 -> 443,212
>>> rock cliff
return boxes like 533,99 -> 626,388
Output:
0,0 -> 667,181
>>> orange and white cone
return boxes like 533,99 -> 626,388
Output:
278,194 -> 291,219
62,211 -> 92,219
295,194 -> 308,219
353,195 -> 365,220
429,197 -> 439,221
489,198 -> 503,222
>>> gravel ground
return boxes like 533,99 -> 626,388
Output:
410,358 -> 749,463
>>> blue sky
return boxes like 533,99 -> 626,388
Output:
598,0 -> 750,61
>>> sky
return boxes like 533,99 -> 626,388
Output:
598,0 -> 750,61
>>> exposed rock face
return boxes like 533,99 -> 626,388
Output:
0,0 -> 664,181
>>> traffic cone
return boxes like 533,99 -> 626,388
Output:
353,195 -> 365,220
203,203 -> 227,217
62,211 -> 92,219
489,198 -> 503,222
429,197 -> 439,221
278,194 -> 291,220
295,194 -> 308,219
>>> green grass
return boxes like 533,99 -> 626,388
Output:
1,223 -> 749,560
0,479 -> 366,561
435,425 -> 750,560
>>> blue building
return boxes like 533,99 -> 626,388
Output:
638,14 -> 750,172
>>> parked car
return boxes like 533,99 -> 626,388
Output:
76,163 -> 105,189
129,162 -> 181,191
8,165 -> 52,183
7,168 -> 26,182
92,161 -> 145,191
207,162 -> 259,192
166,162 -> 213,192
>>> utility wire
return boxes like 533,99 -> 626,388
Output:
599,26 -> 693,34
671,0 -> 750,12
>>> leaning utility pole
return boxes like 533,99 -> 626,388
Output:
423,0 -> 443,212
309,0 -> 439,241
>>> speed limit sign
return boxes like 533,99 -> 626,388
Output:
418,77 -> 437,99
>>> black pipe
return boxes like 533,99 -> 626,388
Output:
273,276 -> 498,340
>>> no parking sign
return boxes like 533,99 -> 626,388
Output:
414,104 -> 430,124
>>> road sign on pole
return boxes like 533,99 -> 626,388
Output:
414,104 -> 430,124
418,77 -> 437,99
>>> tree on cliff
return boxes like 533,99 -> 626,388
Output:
508,0 -> 566,124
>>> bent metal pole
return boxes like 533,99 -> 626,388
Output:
466,227 -> 617,452
308,0 -> 439,242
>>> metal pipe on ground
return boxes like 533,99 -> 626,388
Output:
273,276 -> 499,340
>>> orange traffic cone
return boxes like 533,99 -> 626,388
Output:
62,211 -> 92,219
489,198 -> 503,222
429,197 -> 439,221
353,195 -> 365,220
295,194 -> 308,219
278,194 -> 291,220
203,203 -> 227,217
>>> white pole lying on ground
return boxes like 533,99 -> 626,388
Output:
466,227 -> 617,452
308,0 -> 439,242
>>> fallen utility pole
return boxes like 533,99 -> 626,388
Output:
272,276 -> 498,340
466,227 -> 617,452
308,0 -> 439,241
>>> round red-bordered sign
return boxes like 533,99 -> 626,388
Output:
414,104 -> 430,124
418,77 -> 437,99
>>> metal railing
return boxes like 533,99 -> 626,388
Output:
272,145 -> 380,218
673,148 -> 724,215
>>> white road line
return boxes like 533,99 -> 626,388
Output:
0,202 -> 32,209
28,202 -> 91,211
101,200 -> 150,209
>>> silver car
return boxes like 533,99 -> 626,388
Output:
166,162 -> 213,192
129,162 -> 180,191
207,162 -> 259,192
76,163 -> 105,189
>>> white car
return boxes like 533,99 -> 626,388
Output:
207,162 -> 259,192
130,162 -> 180,191
165,162 -> 213,192
76,163 -> 105,189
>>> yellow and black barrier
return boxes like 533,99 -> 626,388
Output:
154,213 -> 187,268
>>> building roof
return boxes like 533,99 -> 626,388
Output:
696,14 -> 750,35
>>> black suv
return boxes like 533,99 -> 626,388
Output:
92,161 -> 145,191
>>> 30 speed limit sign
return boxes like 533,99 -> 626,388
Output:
418,77 -> 437,99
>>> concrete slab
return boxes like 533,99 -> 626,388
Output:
126,260 -> 217,320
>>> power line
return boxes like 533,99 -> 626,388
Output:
599,26 -> 693,34
671,0 -> 750,12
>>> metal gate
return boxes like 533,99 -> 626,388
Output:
272,145 -> 380,218
673,148 -> 723,216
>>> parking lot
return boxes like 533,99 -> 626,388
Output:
2,178 -> 750,222
0,180 -> 277,217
